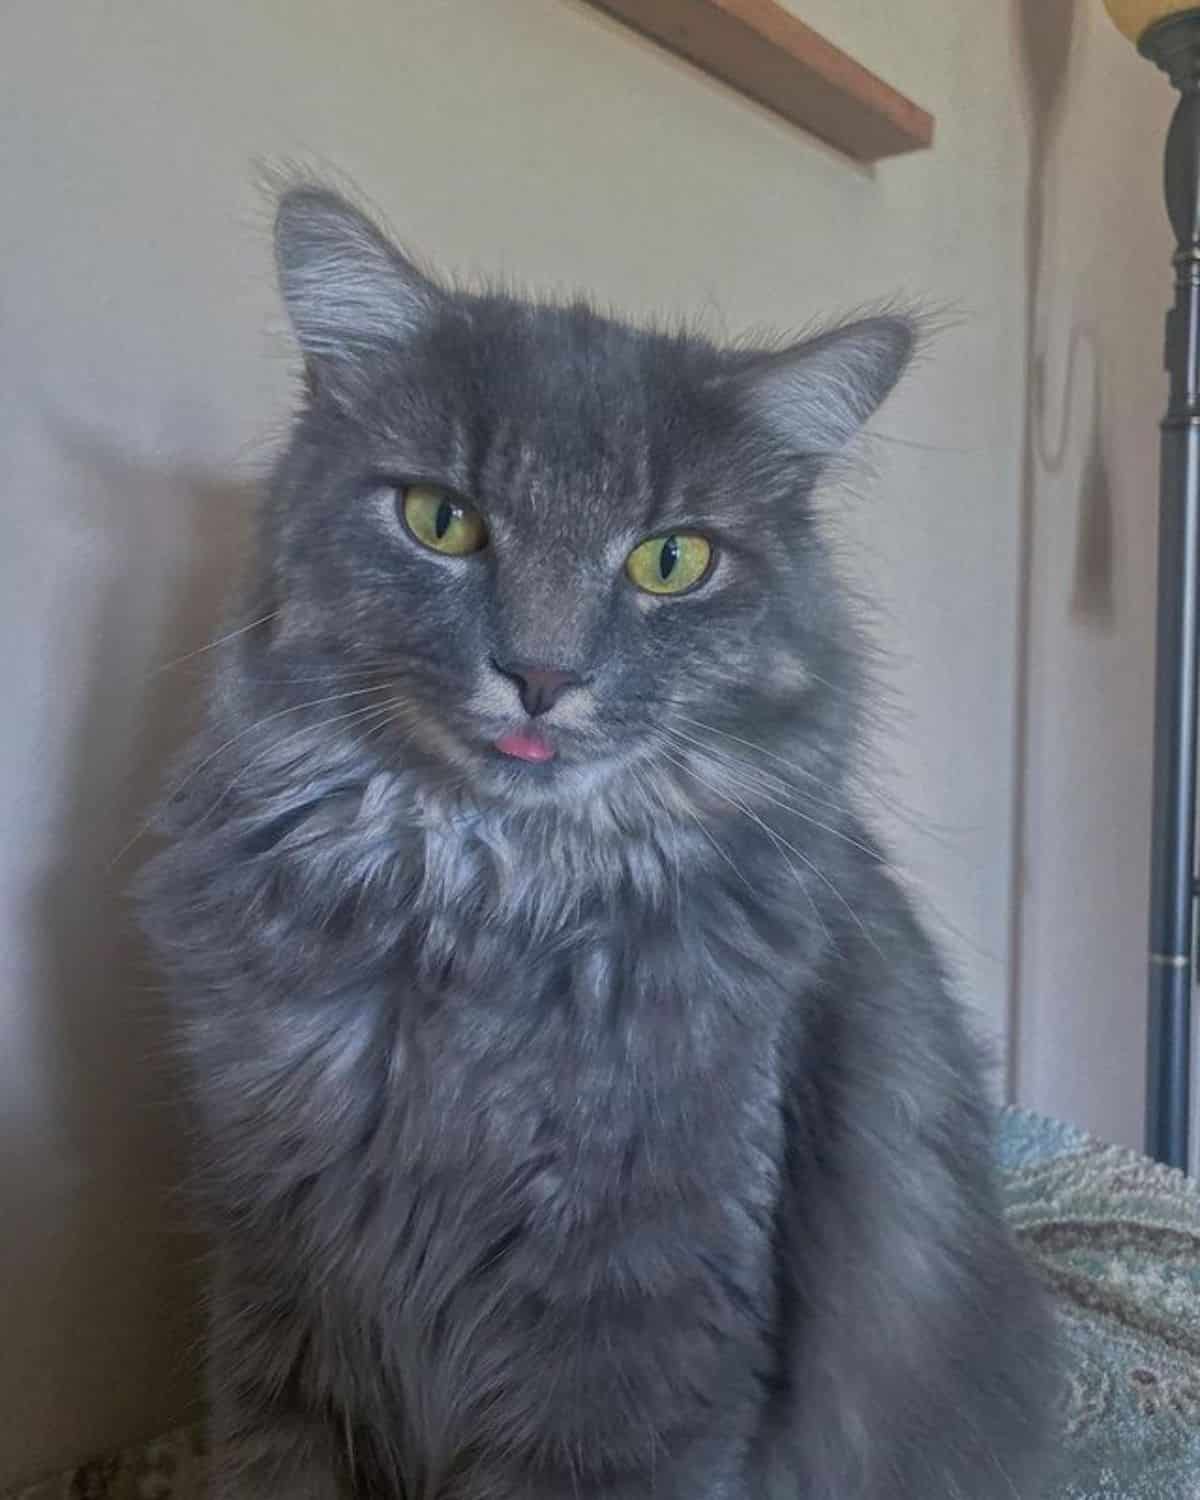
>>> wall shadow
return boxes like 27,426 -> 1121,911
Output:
6,405 -> 256,1471
1008,0 -> 1103,1099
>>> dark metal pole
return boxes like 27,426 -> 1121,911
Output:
1141,11 -> 1200,1171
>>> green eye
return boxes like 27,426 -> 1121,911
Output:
401,484 -> 488,556
626,532 -> 713,595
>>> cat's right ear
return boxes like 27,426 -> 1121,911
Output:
726,315 -> 916,457
274,187 -> 440,385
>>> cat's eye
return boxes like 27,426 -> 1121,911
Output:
400,484 -> 488,556
626,533 -> 713,596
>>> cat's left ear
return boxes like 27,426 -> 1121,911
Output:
729,315 -> 915,455
274,186 -> 441,374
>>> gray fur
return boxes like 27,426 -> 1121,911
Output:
138,186 -> 1056,1500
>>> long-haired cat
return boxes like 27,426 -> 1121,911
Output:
139,185 -> 1056,1500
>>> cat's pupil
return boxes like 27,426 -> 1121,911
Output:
659,536 -> 679,580
434,500 -> 455,540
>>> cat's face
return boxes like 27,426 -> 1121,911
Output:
265,189 -> 911,806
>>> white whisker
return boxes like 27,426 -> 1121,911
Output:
153,610 -> 279,675
674,714 -> 842,796
656,746 -> 833,947
677,794 -> 753,892
661,724 -> 870,843
109,684 -> 387,870
630,767 -> 684,912
199,699 -> 399,827
660,741 -> 882,958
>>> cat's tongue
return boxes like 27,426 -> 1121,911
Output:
495,729 -> 556,763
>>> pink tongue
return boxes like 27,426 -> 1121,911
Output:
495,729 -> 556,763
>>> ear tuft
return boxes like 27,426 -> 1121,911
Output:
733,315 -> 917,454
273,186 -> 440,361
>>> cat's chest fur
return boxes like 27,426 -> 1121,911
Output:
290,811 -> 792,1281
212,792 -> 797,1465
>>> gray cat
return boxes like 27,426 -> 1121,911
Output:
138,185 -> 1056,1500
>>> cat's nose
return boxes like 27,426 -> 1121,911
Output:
491,661 -> 584,718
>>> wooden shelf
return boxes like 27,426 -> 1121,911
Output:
580,0 -> 934,162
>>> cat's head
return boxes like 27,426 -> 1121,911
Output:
260,187 -> 911,809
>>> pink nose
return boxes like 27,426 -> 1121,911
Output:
492,662 -> 583,717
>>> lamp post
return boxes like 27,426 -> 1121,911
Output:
1104,0 -> 1200,1169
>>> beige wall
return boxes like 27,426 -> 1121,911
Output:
1011,7 -> 1175,1156
802,2 -> 1182,1160
0,0 -> 1162,1483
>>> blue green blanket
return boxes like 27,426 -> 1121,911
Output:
1000,1108 -> 1200,1497
6,1109 -> 1199,1500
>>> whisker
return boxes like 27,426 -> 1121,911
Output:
358,707 -> 404,750
174,684 -> 385,794
661,723 -> 853,819
631,766 -> 685,911
869,430 -> 971,455
660,728 -> 883,862
240,659 -> 460,691
240,669 -> 394,685
198,699 -> 399,828
670,710 -> 938,841
673,714 -> 842,794
674,791 -> 754,893
661,740 -> 883,958
109,684 -> 387,870
656,745 -> 832,947
659,703 -> 929,836
153,610 -> 279,675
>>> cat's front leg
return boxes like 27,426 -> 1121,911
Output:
205,1414 -> 349,1500
205,1252 -> 350,1500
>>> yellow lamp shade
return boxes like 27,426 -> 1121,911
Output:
1103,0 -> 1192,42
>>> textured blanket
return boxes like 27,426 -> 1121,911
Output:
1000,1108 -> 1200,1498
6,1108 -> 1199,1500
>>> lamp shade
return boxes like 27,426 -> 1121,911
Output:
1103,0 -> 1194,41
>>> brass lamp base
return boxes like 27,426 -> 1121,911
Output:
1105,1 -> 1200,43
